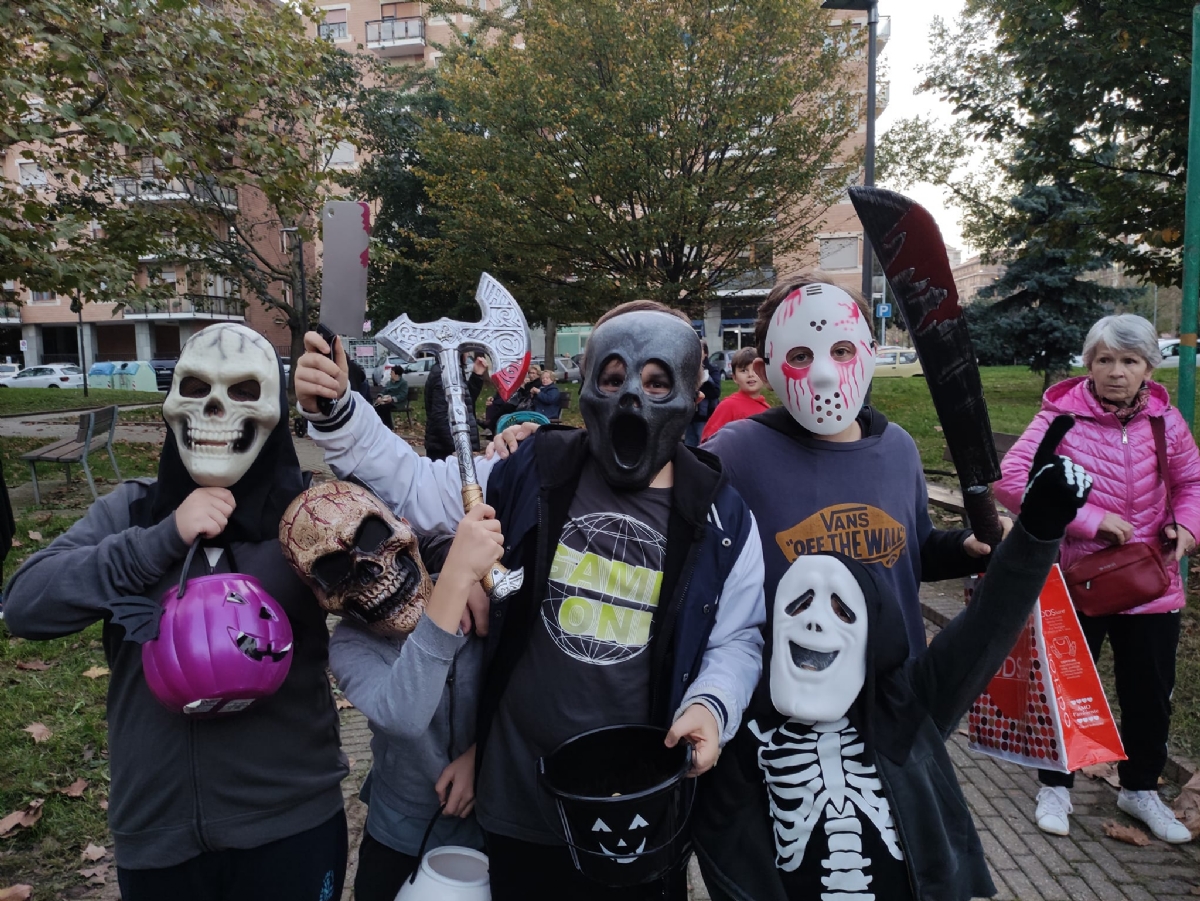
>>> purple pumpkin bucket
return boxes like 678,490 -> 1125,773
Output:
140,542 -> 293,716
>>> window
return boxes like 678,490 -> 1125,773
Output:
30,290 -> 56,304
18,162 -> 47,186
380,2 -> 399,18
326,140 -> 357,169
819,236 -> 859,271
319,7 -> 348,40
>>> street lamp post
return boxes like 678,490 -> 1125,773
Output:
281,225 -> 308,336
822,0 -> 879,306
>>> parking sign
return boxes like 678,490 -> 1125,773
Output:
876,303 -> 892,319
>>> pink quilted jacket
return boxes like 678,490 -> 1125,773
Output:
995,376 -> 1200,614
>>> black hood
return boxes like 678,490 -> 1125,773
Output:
752,549 -> 922,765
131,348 -> 306,545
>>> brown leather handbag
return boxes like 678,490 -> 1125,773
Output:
1063,417 -> 1173,617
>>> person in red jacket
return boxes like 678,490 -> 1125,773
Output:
701,348 -> 770,443
995,313 -> 1200,844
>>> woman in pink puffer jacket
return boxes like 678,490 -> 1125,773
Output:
996,314 -> 1200,846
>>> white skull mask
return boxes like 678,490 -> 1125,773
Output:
764,283 -> 876,435
770,555 -> 868,723
162,324 -> 281,487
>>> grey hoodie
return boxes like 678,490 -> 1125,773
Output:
328,614 -> 484,855
2,481 -> 347,869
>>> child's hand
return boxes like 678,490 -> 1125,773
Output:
435,745 -> 476,817
459,581 -> 490,637
666,704 -> 720,776
174,488 -> 236,544
295,330 -> 348,414
443,505 -> 504,585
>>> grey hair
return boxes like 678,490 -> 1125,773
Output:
1082,314 -> 1162,369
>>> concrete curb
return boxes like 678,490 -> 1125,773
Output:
920,598 -> 1199,787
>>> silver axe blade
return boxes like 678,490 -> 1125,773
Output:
375,273 -> 532,600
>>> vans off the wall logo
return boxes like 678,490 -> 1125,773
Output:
776,504 -> 907,568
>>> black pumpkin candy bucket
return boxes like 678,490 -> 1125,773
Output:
536,724 -> 695,888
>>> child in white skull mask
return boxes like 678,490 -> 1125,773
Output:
693,416 -> 1093,901
4,323 -> 351,901
704,275 -> 999,656
296,299 -> 767,901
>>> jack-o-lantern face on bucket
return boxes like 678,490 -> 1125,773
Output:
280,481 -> 432,636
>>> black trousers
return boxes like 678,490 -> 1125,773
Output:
1039,610 -> 1181,791
353,829 -> 421,901
117,810 -> 347,901
485,832 -> 688,901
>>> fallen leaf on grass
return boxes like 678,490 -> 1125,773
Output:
0,885 -> 33,900
99,799 -> 108,810
82,666 -> 109,679
335,697 -> 353,710
81,843 -> 107,862
60,778 -> 87,798
1102,819 -> 1150,846
1172,771 -> 1200,838
15,660 -> 50,671
79,863 -> 109,884
27,531 -> 42,542
1081,762 -> 1121,788
0,800 -> 44,837
1189,886 -> 1200,897
9,539 -> 22,549
23,723 -> 51,743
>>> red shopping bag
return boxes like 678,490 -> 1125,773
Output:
967,565 -> 1125,773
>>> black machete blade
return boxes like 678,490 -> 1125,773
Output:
849,186 -> 1001,490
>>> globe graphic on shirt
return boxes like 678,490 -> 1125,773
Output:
542,512 -> 666,665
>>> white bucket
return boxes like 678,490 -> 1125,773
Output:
395,846 -> 490,901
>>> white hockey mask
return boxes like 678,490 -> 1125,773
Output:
764,284 -> 876,435
770,555 -> 868,723
162,324 -> 281,487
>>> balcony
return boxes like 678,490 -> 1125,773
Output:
122,293 -> 246,321
366,16 -> 425,56
113,175 -> 238,210
877,16 -> 891,47
0,303 -> 20,324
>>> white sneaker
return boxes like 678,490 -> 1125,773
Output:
1035,786 -> 1073,836
1116,789 -> 1193,844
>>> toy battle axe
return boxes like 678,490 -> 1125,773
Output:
375,273 -> 531,599
849,187 -> 1004,548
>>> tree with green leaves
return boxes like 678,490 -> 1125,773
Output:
881,1 -> 1189,288
1,0 -> 366,371
970,178 -> 1133,388
409,0 -> 860,345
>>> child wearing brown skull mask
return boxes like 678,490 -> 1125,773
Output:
280,480 -> 504,901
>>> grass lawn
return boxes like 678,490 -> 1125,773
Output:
0,366 -> 1197,895
0,388 -> 163,418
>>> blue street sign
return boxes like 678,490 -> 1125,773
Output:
876,303 -> 892,319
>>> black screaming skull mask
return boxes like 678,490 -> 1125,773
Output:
579,311 -> 702,490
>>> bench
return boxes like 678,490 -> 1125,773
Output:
924,433 -> 1021,519
21,406 -> 122,506
549,391 -> 571,424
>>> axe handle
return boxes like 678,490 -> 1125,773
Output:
459,483 -> 510,595
963,485 -> 1005,549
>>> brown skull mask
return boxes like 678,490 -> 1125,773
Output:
280,481 -> 432,636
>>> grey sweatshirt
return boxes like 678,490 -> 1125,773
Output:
2,481 -> 347,869
328,615 -> 484,855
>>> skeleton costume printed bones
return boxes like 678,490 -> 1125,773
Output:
693,419 -> 1092,901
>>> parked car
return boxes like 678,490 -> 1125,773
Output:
873,349 -> 924,378
373,355 -> 437,389
0,364 -> 20,379
531,356 -> 581,383
1155,339 -> 1200,368
707,350 -> 734,379
0,364 -> 84,388
150,359 -> 178,391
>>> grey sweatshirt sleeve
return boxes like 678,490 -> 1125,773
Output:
328,614 -> 467,740
907,520 -> 1061,737
4,482 -> 191,641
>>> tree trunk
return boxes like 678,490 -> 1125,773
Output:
544,316 -> 557,372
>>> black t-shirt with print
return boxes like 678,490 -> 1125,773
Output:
477,461 -> 672,843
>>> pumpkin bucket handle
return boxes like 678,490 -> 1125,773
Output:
176,538 -> 203,600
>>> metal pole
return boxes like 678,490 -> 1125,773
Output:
1178,3 -> 1200,427
296,236 -> 308,334
76,293 -> 89,397
861,1 -> 879,305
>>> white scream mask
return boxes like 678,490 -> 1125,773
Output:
162,324 -> 281,487
764,284 -> 876,435
770,555 -> 868,723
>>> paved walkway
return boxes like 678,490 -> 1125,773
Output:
335,580 -> 1200,901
